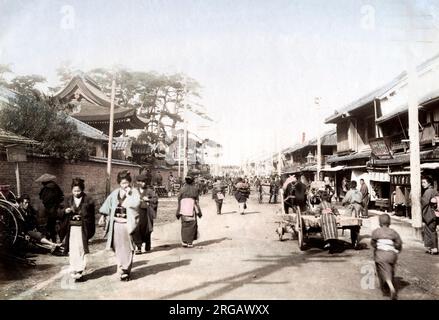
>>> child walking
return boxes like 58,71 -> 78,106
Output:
370,214 -> 402,300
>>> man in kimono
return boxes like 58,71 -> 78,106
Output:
421,175 -> 438,255
283,174 -> 306,214
133,174 -> 158,254
38,176 -> 64,243
212,177 -> 227,214
342,181 -> 363,218
360,179 -> 369,218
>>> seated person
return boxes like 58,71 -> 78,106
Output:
315,191 -> 340,253
18,194 -> 60,253
308,187 -> 321,213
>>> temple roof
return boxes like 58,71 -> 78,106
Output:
54,75 -> 147,130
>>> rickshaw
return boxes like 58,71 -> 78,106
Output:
0,186 -> 37,266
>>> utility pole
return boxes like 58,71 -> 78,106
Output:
406,1 -> 422,238
315,97 -> 322,181
177,131 -> 182,179
183,104 -> 188,178
105,75 -> 116,197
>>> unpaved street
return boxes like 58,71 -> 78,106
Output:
2,193 -> 439,300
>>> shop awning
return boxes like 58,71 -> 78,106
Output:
321,165 -> 345,172
403,162 -> 439,170
343,165 -> 367,170
389,171 -> 410,175
327,151 -> 371,163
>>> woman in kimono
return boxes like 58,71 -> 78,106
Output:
59,178 -> 96,282
234,177 -> 250,215
212,177 -> 226,215
176,175 -> 202,248
99,171 -> 141,281
315,191 -> 340,254
133,174 -> 158,254
371,214 -> 402,300
421,176 -> 438,255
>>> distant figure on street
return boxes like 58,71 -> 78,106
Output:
176,175 -> 202,247
212,177 -> 226,215
360,179 -> 369,218
155,171 -> 163,186
99,171 -> 141,281
421,175 -> 438,255
371,214 -> 402,300
167,172 -> 175,193
234,177 -> 250,215
342,181 -> 363,218
144,168 -> 153,186
59,178 -> 96,282
37,174 -> 64,243
283,174 -> 306,214
133,174 -> 158,254
340,177 -> 349,201
268,177 -> 279,204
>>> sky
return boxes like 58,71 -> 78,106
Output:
1,0 -> 439,165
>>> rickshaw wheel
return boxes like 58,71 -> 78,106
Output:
0,202 -> 19,248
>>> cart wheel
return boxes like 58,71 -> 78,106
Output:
351,226 -> 360,249
296,210 -> 305,251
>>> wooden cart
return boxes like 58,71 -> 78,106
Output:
276,207 -> 362,251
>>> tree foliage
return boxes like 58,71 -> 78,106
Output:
53,65 -> 211,151
0,93 -> 90,160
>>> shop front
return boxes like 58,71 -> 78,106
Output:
389,171 -> 411,218
368,169 -> 391,211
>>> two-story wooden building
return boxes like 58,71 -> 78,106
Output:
280,129 -> 337,184
325,52 -> 439,216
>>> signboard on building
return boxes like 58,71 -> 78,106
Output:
369,138 -> 392,159
6,145 -> 27,162
368,171 -> 390,182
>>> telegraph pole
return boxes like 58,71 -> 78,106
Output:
315,97 -> 322,181
177,131 -> 182,179
183,104 -> 188,178
406,1 -> 422,238
105,75 -> 116,196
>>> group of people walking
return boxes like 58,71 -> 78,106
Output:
10,170 -> 439,301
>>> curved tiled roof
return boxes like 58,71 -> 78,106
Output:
55,75 -> 147,129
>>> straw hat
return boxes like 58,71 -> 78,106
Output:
35,173 -> 56,183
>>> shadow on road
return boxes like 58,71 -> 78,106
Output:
394,276 -> 411,292
219,211 -> 237,214
86,260 -> 149,281
131,259 -> 191,280
0,261 -> 56,282
196,237 -> 231,247
153,237 -> 230,252
157,253 -> 349,299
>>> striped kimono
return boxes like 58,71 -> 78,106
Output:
317,201 -> 339,241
